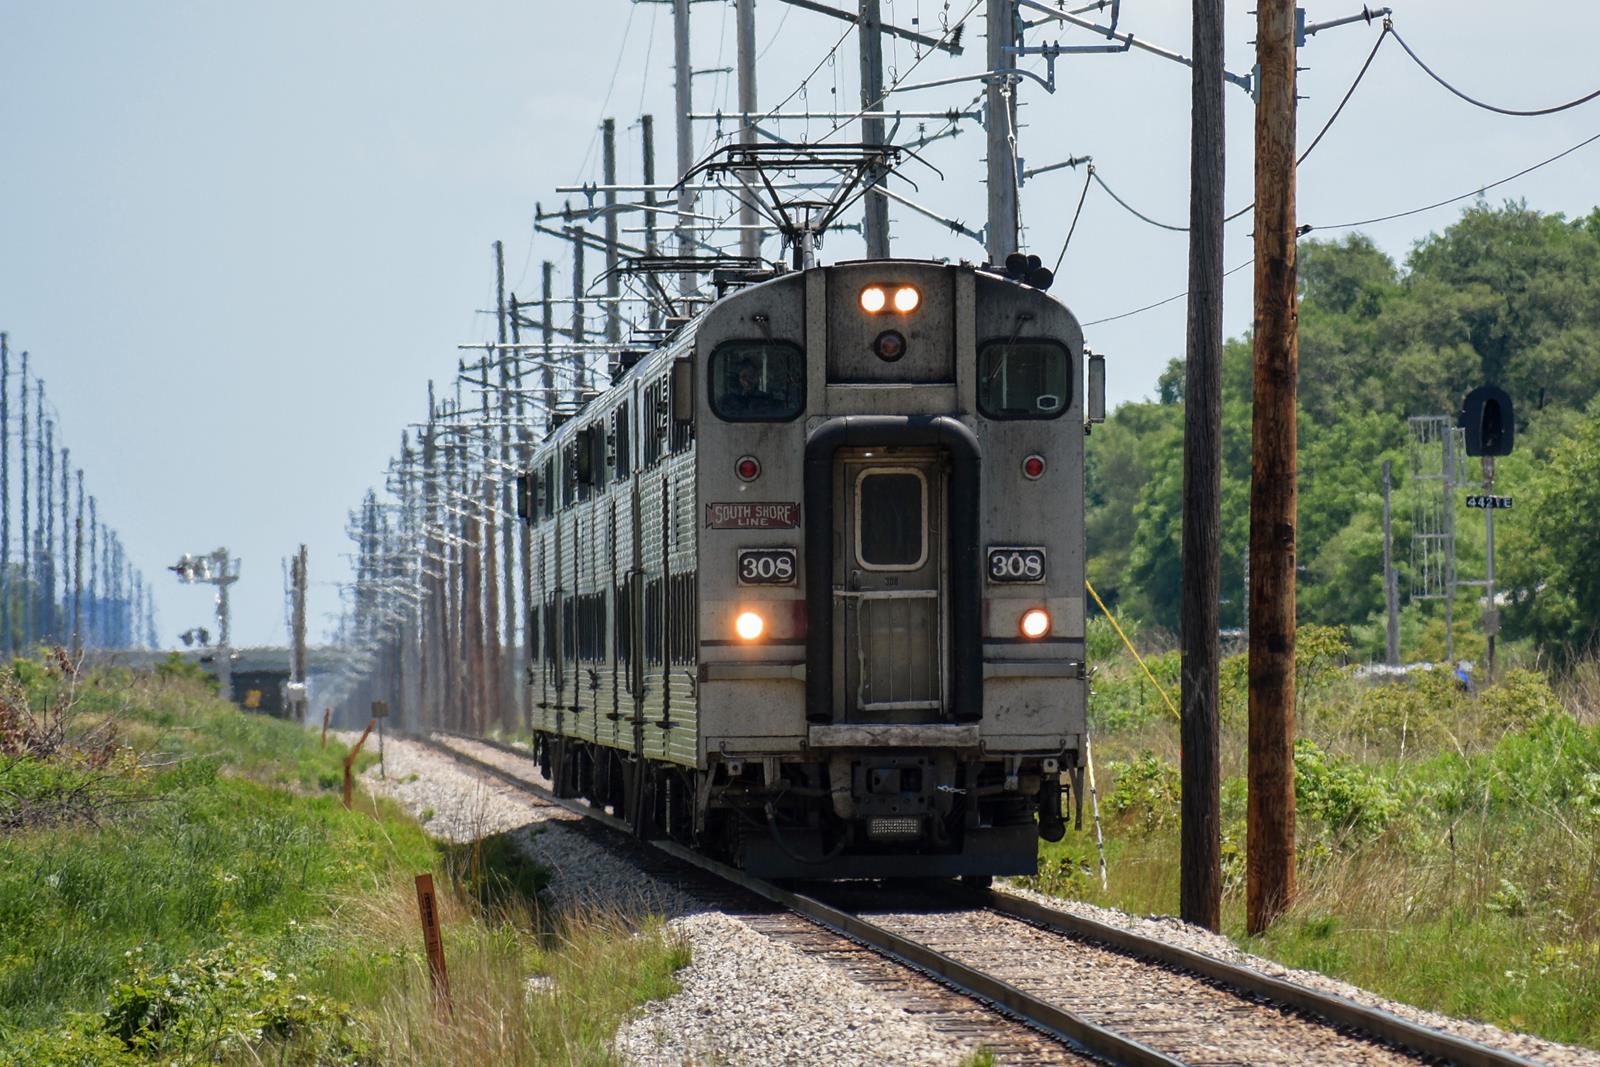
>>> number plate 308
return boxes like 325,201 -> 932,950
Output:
987,546 -> 1046,583
738,547 -> 798,585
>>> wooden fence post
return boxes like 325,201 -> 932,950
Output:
321,708 -> 331,749
415,872 -> 452,1016
342,718 -> 376,810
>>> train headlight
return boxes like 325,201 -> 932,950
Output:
735,611 -> 766,641
1019,608 -> 1051,639
860,286 -> 887,313
892,285 -> 920,313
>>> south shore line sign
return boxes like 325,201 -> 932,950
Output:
705,501 -> 802,530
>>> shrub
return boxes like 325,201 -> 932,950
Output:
1106,751 -> 1181,832
1293,739 -> 1400,842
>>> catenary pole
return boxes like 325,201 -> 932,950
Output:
570,229 -> 588,402
497,259 -> 519,725
984,0 -> 1018,263
60,446 -> 70,643
602,120 -> 623,345
1179,0 -> 1225,933
672,0 -> 697,299
1,335 -> 9,655
859,0 -> 891,257
1483,456 -> 1497,681
512,295 -> 535,734
19,353 -> 29,651
1247,0 -> 1299,937
1382,460 -> 1399,665
735,0 -> 762,259
74,471 -> 84,658
480,355 -> 504,731
640,116 -> 664,329
88,498 -> 98,647
44,417 -> 54,642
541,261 -> 558,429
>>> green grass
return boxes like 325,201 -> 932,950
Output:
1028,628 -> 1600,1049
0,657 -> 689,1065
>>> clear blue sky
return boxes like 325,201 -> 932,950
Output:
3,1 -> 1597,647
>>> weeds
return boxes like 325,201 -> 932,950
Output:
1054,636 -> 1600,1047
0,656 -> 690,1065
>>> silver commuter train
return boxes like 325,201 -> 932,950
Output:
518,258 -> 1094,879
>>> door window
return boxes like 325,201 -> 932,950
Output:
854,469 -> 928,570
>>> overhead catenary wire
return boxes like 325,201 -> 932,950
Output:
1051,165 -> 1094,274
1389,24 -> 1600,118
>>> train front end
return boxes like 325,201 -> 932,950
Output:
694,260 -> 1089,878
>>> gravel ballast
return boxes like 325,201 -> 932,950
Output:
351,734 -> 987,1065
348,733 -> 1599,1066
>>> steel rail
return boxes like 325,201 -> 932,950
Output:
412,730 -> 1541,1067
411,731 -> 1173,1065
970,889 -> 1544,1067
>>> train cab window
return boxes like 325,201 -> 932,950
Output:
709,341 -> 804,421
977,340 -> 1071,419
855,469 -> 928,570
541,458 -> 556,519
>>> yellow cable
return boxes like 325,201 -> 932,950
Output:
1084,579 -> 1180,722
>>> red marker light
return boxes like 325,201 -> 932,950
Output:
736,456 -> 761,482
1023,454 -> 1046,480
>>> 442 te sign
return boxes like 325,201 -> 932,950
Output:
1466,494 -> 1513,510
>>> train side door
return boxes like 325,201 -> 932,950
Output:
833,449 -> 948,723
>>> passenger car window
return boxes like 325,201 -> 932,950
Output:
709,341 -> 804,421
977,340 -> 1071,419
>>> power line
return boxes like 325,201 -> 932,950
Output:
1082,125 -> 1600,327
1085,26 -> 1392,235
1390,24 -> 1600,118
1080,259 -> 1252,327
1312,128 -> 1600,231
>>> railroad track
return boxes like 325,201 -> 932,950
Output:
410,730 -> 1544,1067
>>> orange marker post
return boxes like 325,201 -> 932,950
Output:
342,718 -> 376,810
415,873 -> 452,1016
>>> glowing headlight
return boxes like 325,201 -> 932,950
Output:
860,286 -> 887,313
735,611 -> 766,641
1019,608 -> 1051,639
892,285 -> 920,313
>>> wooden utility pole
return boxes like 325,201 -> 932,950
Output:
984,0 -> 1018,263
859,0 -> 891,257
1247,0 -> 1299,936
1180,0 -> 1225,933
